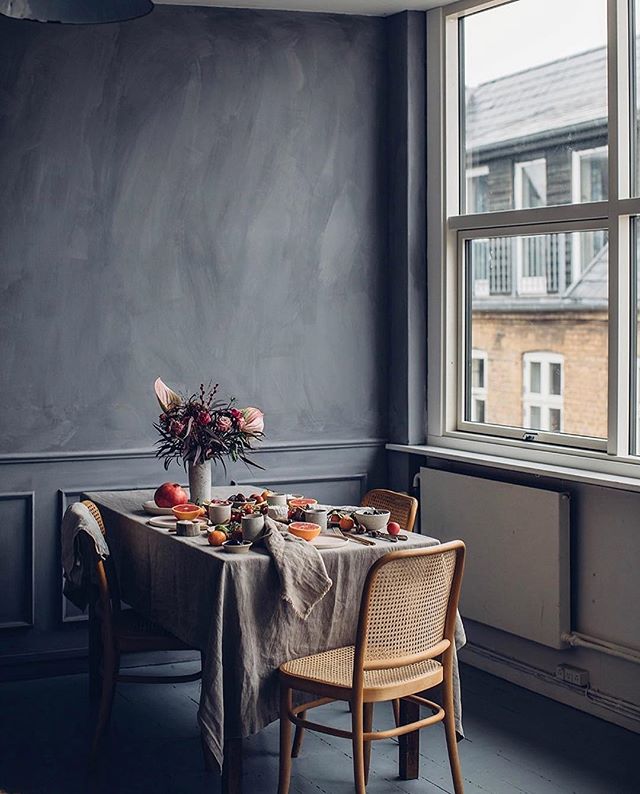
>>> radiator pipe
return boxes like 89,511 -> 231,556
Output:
561,632 -> 640,665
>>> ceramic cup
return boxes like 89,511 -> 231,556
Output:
266,493 -> 288,507
208,501 -> 232,525
241,513 -> 265,542
176,520 -> 200,537
303,507 -> 328,531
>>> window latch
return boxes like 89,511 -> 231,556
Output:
522,432 -> 538,442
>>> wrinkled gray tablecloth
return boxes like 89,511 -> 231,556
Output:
85,488 -> 466,770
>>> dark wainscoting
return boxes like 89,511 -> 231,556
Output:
0,439 -> 385,677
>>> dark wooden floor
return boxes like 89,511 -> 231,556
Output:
0,661 -> 638,794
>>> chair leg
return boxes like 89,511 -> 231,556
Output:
392,698 -> 400,728
291,711 -> 306,758
351,698 -> 366,794
443,658 -> 464,794
278,684 -> 293,794
363,703 -> 373,786
90,647 -> 119,763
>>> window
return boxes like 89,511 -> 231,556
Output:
470,349 -> 487,422
523,353 -> 563,433
466,165 -> 489,214
426,0 -> 640,474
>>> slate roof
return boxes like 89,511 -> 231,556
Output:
466,46 -> 608,151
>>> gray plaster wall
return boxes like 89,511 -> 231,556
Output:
0,6 -> 387,454
0,6 -> 388,666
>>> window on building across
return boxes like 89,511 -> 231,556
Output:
515,159 -> 547,210
466,165 -> 489,214
523,353 -> 564,432
470,349 -> 487,423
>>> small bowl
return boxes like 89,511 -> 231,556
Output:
222,540 -> 253,554
172,503 -> 205,521
288,497 -> 318,509
288,521 -> 321,542
266,493 -> 288,506
231,499 -> 256,511
354,509 -> 391,532
208,501 -> 232,525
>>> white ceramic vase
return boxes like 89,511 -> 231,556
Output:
188,460 -> 212,504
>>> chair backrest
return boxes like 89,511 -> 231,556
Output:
360,488 -> 418,532
353,542 -> 465,676
80,500 -> 121,641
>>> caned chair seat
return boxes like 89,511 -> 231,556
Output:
281,645 -> 443,701
113,608 -> 192,653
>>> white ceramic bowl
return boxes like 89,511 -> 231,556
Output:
222,540 -> 252,554
355,509 -> 391,532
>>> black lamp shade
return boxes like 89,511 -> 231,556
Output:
0,0 -> 153,24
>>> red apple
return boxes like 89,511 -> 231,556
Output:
387,521 -> 401,537
154,482 -> 188,508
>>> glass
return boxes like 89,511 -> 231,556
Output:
529,362 -> 541,393
464,230 -> 608,438
460,0 -> 608,214
550,362 -> 562,396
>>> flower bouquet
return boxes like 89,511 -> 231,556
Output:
153,378 -> 264,503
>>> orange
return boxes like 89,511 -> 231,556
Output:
339,516 -> 355,531
208,530 -> 227,547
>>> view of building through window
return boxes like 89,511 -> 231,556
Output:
461,0 -> 609,441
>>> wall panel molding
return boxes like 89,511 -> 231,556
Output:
0,437 -> 386,466
0,492 -> 35,629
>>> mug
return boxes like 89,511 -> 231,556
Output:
303,507 -> 327,531
241,513 -> 265,542
266,493 -> 288,506
208,501 -> 232,525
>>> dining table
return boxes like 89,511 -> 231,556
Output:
84,486 -> 465,793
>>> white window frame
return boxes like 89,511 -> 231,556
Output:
426,0 -> 638,480
465,164 -> 489,215
471,348 -> 488,422
523,352 -> 564,432
572,145 -> 609,279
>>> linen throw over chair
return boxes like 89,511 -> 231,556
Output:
360,488 -> 418,532
78,500 -> 202,762
278,541 -> 466,794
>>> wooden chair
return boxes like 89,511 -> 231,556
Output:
80,500 -> 202,763
360,488 -> 418,532
278,541 -> 465,794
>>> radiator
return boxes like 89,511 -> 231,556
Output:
420,467 -> 570,649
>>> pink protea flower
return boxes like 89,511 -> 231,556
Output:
242,407 -> 264,435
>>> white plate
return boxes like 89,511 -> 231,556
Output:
143,500 -> 175,516
311,535 -> 349,549
148,517 -> 177,529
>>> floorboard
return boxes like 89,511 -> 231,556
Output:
0,663 -> 637,794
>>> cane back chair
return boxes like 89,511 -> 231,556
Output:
360,489 -> 418,533
278,541 -> 466,794
80,500 -> 202,762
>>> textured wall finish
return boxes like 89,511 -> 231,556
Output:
0,6 -> 387,454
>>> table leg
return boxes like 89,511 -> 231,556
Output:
221,737 -> 243,794
398,698 -> 420,780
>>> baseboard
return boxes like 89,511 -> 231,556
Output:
461,642 -> 640,734
0,648 -> 200,682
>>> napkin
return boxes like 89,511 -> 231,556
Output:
256,517 -> 333,619
61,502 -> 110,610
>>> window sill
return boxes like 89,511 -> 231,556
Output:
386,442 -> 640,494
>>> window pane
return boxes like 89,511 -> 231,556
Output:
528,406 -> 542,429
465,230 -> 608,438
550,362 -> 562,395
472,356 -> 484,388
529,362 -> 542,393
461,0 -> 607,213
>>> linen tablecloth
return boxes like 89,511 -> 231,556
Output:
85,488 -> 465,769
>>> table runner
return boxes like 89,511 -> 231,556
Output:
86,488 -> 465,770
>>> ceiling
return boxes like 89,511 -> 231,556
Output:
154,0 -> 446,15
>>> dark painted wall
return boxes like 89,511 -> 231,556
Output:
0,5 -> 391,668
0,6 -> 387,454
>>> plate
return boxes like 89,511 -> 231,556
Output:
148,517 -> 178,529
311,534 -> 349,549
143,500 -> 174,516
